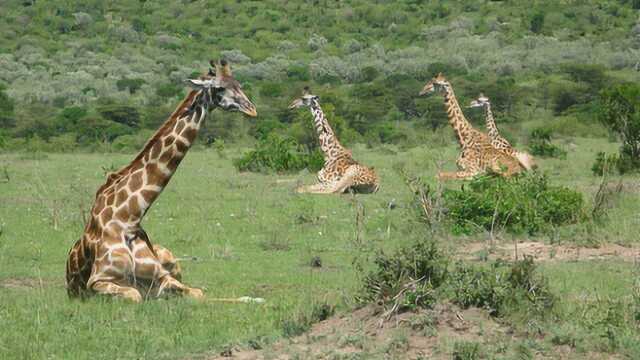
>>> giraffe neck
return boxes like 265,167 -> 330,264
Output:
99,90 -> 209,227
442,84 -> 474,147
484,103 -> 499,140
309,102 -> 344,161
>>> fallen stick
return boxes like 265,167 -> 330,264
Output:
206,296 -> 266,304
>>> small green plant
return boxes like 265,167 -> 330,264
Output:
591,152 -> 619,176
281,302 -> 334,338
212,138 -> 226,159
452,341 -> 482,360
528,127 -> 566,158
234,134 -> 323,173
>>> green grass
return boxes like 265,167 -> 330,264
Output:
0,137 -> 639,359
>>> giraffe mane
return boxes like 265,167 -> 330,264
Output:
96,90 -> 201,197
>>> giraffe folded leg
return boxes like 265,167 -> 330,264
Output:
296,182 -> 330,194
437,170 -> 480,181
91,280 -> 143,303
156,275 -> 204,299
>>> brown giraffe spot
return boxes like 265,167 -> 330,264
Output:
150,140 -> 162,160
116,189 -> 129,205
163,136 -> 175,147
106,192 -> 115,206
181,127 -> 197,143
175,140 -> 188,154
159,148 -> 175,164
175,120 -> 185,135
141,189 -> 157,204
100,207 -> 114,225
145,163 -> 169,187
105,221 -> 124,235
130,161 -> 144,173
94,195 -> 106,215
115,178 -> 128,192
87,217 -> 100,237
115,206 -> 129,223
128,171 -> 143,192
167,156 -> 182,171
128,196 -> 141,216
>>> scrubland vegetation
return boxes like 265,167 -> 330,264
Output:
1,0 -> 640,359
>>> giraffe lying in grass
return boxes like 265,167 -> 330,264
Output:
66,60 -> 257,302
289,87 -> 379,194
469,93 -> 537,171
419,74 -> 523,180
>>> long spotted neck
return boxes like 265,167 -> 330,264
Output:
442,83 -> 474,147
483,102 -> 499,140
104,90 -> 209,226
309,101 -> 345,162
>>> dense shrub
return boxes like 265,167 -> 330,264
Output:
0,84 -> 15,129
97,104 -> 140,128
233,134 -> 323,173
528,127 -> 567,158
442,174 -> 584,235
591,152 -> 619,176
598,83 -> 640,173
358,239 -> 448,312
448,257 -> 555,317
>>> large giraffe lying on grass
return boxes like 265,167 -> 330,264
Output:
66,60 -> 257,302
419,74 -> 523,180
289,87 -> 379,194
469,93 -> 537,171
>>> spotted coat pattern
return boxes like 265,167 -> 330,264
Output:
298,100 -> 379,194
438,82 -> 523,180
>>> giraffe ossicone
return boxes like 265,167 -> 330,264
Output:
419,74 -> 523,180
66,60 -> 257,302
288,87 -> 379,194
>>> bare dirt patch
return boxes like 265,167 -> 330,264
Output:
459,241 -> 639,263
206,304 -> 613,360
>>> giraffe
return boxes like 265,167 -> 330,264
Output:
469,93 -> 537,171
419,74 -> 523,180
288,87 -> 379,194
66,60 -> 257,302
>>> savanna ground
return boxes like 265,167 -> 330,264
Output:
1,136 -> 639,359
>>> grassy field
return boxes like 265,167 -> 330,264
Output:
0,136 -> 639,359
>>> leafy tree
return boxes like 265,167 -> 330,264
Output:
0,84 -> 15,129
116,78 -> 146,94
598,83 -> 640,171
97,104 -> 140,128
530,12 -> 545,34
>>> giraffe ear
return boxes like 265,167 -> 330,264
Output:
185,79 -> 213,89
215,59 -> 232,78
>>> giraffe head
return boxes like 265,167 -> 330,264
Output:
288,87 -> 320,109
469,93 -> 490,108
186,59 -> 257,117
419,73 -> 449,96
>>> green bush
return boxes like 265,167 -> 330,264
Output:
448,257 -> 555,317
233,134 -> 323,173
598,83 -> 640,173
528,127 -> 567,158
358,240 -> 448,312
442,174 -> 584,235
592,152 -> 619,176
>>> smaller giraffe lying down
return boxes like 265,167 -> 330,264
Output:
289,87 -> 379,194
419,74 -> 523,180
468,93 -> 537,171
